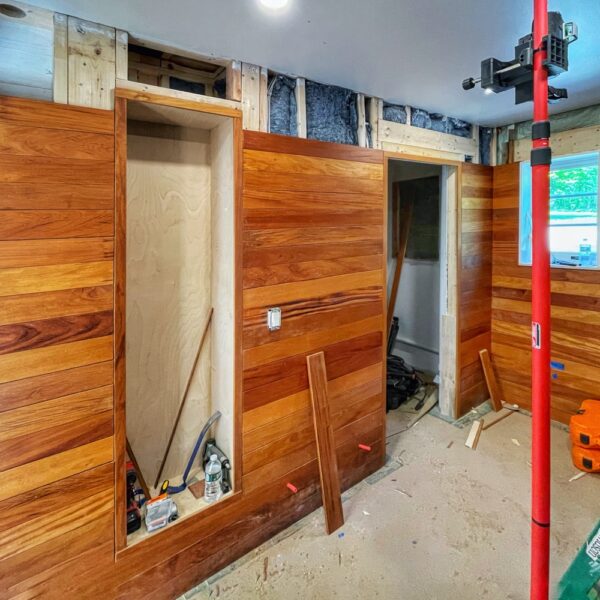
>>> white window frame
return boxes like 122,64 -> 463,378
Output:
518,150 -> 600,270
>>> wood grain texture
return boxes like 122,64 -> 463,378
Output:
491,162 -> 600,422
0,97 -> 116,597
0,101 -> 385,598
307,352 -> 344,534
458,163 -> 493,415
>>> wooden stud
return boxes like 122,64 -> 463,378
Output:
368,97 -> 383,149
53,13 -> 68,104
306,351 -> 344,534
67,17 -> 116,110
115,30 -> 128,81
295,77 -> 307,138
241,63 -> 261,131
356,93 -> 367,147
259,67 -> 269,132
226,60 -> 242,102
479,349 -> 503,412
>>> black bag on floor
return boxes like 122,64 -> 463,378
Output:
386,317 -> 422,411
386,354 -> 422,411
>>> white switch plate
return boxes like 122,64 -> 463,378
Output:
267,307 -> 281,331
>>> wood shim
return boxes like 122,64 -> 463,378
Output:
479,349 -> 503,412
482,408 -> 514,430
306,351 -> 344,535
465,419 -> 483,450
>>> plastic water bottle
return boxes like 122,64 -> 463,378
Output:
579,238 -> 592,267
204,454 -> 223,503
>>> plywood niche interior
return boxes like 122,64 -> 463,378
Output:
125,100 -> 235,544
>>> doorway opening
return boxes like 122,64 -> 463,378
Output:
386,158 -> 457,436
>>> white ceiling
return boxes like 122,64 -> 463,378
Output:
27,0 -> 600,126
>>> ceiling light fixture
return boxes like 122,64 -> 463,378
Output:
258,0 -> 290,10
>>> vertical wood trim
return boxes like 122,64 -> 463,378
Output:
258,67 -> 269,132
306,351 -> 343,535
380,153 -> 388,464
233,117 -> 243,493
241,63 -> 260,131
226,60 -> 242,102
115,30 -> 128,81
405,105 -> 412,127
295,77 -> 307,139
114,96 -> 127,551
53,13 -> 68,104
453,164 -> 462,419
356,93 -> 367,148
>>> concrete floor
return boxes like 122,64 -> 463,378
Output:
182,409 -> 598,600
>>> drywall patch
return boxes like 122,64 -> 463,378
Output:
411,107 -> 472,138
306,80 -> 358,145
479,126 -> 493,165
269,74 -> 297,136
383,102 -> 407,124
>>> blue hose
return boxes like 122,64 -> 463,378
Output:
166,410 -> 221,494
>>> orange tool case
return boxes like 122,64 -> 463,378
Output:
570,399 -> 600,473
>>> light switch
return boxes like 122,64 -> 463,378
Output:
267,307 -> 281,331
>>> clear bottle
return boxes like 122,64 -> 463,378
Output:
579,238 -> 592,267
204,454 -> 223,503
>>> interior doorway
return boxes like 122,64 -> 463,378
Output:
386,157 -> 458,433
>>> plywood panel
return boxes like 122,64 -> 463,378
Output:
126,122 -> 212,484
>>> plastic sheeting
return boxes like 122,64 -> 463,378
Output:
268,74 -> 297,137
306,80 -> 357,145
479,126 -> 493,165
411,108 -> 472,138
382,102 -> 407,124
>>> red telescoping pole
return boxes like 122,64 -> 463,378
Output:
530,0 -> 551,598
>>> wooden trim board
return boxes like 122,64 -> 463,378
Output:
306,351 -> 344,534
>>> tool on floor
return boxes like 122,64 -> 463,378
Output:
464,6 -> 578,598
162,410 -> 222,495
307,351 -> 344,535
203,439 -> 232,494
570,399 -> 600,473
126,461 -> 143,534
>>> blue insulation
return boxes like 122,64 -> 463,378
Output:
306,80 -> 358,145
479,126 -> 493,165
382,102 -> 407,124
269,75 -> 298,137
411,107 -> 472,138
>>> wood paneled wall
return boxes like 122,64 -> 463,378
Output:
0,97 -> 385,599
492,163 -> 600,423
0,95 -> 116,596
458,163 -> 493,414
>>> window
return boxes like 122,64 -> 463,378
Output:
519,151 -> 600,268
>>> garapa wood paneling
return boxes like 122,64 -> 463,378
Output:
492,162 -> 600,423
0,98 -> 386,599
457,163 -> 493,415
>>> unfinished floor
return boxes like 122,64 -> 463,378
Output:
181,410 -> 598,600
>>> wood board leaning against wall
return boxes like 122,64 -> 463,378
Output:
0,93 -> 387,598
492,162 -> 600,423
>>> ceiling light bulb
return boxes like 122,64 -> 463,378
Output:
259,0 -> 290,9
